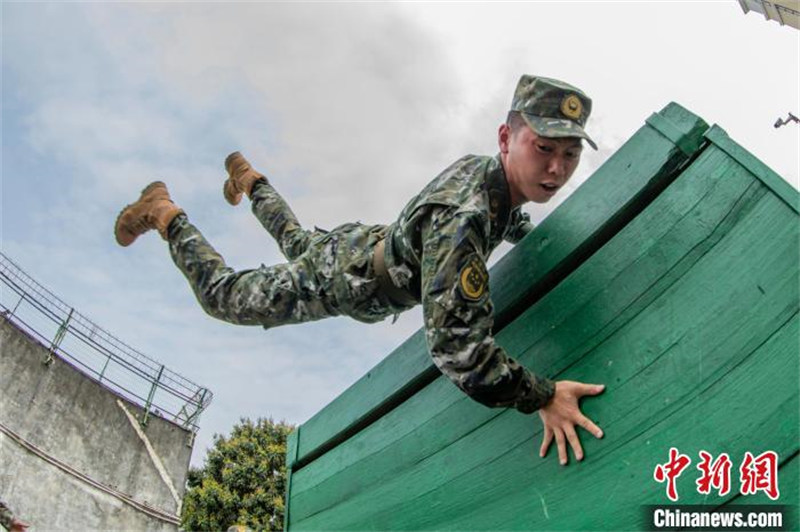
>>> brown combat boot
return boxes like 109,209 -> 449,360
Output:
114,181 -> 184,246
223,151 -> 266,205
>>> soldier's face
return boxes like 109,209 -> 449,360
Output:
499,123 -> 582,206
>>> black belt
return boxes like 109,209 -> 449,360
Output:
372,239 -> 418,306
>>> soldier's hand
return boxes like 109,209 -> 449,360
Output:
537,380 -> 604,465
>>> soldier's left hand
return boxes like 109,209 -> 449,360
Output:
537,380 -> 605,465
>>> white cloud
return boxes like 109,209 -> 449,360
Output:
2,2 -> 460,466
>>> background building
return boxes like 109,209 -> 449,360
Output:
0,253 -> 213,529
738,0 -> 799,29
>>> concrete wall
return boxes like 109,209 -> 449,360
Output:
0,316 -> 193,531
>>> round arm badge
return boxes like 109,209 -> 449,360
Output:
458,256 -> 489,301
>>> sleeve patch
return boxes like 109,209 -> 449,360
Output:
458,256 -> 489,301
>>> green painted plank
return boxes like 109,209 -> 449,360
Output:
288,146 -> 751,517
288,150 -> 799,528
287,149 -> 788,518
283,428 -> 299,532
449,316 -> 800,531
293,302 -> 798,529
705,125 -> 800,214
294,307 -> 799,530
292,256 -> 797,529
442,317 -> 800,531
293,102 -> 710,466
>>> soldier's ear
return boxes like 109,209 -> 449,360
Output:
498,123 -> 512,154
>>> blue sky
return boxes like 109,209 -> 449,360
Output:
2,2 -> 797,468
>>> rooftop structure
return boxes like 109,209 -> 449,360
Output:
738,0 -> 799,29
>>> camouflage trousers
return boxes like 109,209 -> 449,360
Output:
166,180 -> 408,328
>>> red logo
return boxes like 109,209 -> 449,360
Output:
696,451 -> 732,496
654,447 -> 692,502
654,449 -> 779,501
740,451 -> 780,500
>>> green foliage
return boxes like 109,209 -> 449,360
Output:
182,417 -> 294,531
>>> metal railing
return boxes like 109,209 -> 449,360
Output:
0,252 -> 212,432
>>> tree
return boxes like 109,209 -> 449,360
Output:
182,417 -> 294,531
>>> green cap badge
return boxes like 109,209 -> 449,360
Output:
510,75 -> 597,150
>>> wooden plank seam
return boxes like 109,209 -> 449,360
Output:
645,112 -> 704,157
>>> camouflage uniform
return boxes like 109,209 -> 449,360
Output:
167,153 -> 554,413
167,75 -> 598,414
168,181 -> 402,327
384,153 -> 556,413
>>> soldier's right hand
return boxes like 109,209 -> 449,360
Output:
537,380 -> 605,466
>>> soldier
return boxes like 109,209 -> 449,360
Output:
114,75 -> 605,465
0,499 -> 28,532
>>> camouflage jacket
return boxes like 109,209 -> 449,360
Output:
384,154 -> 556,413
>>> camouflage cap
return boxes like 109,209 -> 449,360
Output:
510,75 -> 597,150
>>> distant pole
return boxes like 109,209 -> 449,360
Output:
46,307 -> 74,365
141,365 -> 164,427
774,112 -> 799,128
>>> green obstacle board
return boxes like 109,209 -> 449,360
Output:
283,103 -> 799,531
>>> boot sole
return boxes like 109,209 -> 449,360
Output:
224,151 -> 243,174
223,151 -> 267,205
224,151 -> 245,205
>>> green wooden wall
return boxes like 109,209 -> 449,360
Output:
284,103 -> 799,531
